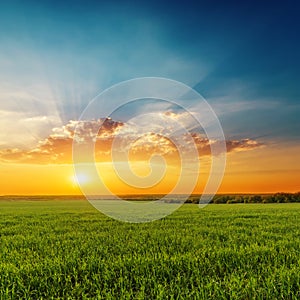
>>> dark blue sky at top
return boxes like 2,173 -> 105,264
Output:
0,0 -> 299,144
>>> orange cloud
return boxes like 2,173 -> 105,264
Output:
226,138 -> 264,152
0,118 -> 263,164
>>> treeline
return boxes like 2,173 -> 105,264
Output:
184,192 -> 300,204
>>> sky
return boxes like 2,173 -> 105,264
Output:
0,0 -> 299,195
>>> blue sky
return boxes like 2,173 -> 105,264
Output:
0,0 -> 299,148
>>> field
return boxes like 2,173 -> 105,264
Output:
0,200 -> 299,299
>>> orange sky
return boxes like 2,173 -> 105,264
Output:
0,118 -> 299,195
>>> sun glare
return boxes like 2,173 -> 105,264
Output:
71,173 -> 89,185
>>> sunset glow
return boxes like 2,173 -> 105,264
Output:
0,1 -> 299,196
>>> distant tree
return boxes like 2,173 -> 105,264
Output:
294,192 -> 300,202
235,196 -> 243,203
211,192 -> 300,204
243,196 -> 249,204
275,193 -> 285,203
263,195 -> 275,203
213,196 -> 227,204
249,195 -> 262,203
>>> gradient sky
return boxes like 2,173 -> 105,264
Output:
0,0 -> 299,194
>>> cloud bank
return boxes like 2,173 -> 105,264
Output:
0,118 -> 263,164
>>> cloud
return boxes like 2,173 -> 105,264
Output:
209,98 -> 281,116
0,110 -> 62,149
0,118 -> 263,164
0,81 -> 64,149
226,138 -> 264,152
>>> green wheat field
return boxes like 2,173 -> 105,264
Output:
0,199 -> 299,299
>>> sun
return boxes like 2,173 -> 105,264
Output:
70,173 -> 90,185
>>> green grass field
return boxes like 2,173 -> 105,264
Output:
0,200 -> 299,299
